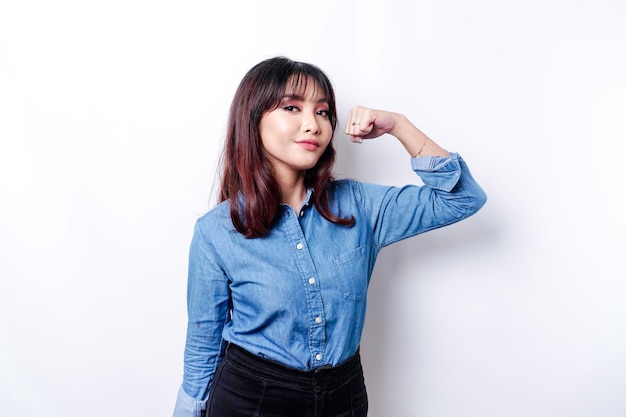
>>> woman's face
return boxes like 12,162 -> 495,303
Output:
259,78 -> 333,179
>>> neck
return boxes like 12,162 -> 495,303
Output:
276,171 -> 307,211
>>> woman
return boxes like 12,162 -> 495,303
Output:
173,56 -> 487,417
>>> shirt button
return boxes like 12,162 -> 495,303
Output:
315,316 -> 322,324
308,277 -> 315,285
315,353 -> 323,361
299,210 -> 305,217
296,243 -> 303,250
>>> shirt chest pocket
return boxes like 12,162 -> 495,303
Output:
332,245 -> 368,301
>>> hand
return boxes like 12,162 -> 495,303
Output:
344,106 -> 403,143
344,105 -> 450,157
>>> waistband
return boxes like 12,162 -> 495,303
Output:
224,343 -> 363,389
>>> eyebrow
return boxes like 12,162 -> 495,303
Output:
281,94 -> 328,104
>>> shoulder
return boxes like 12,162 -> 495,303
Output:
194,200 -> 234,234
325,178 -> 392,211
327,177 -> 396,202
326,178 -> 361,193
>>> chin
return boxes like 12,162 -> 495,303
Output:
293,157 -> 322,171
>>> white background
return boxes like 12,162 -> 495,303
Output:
1,1 -> 625,416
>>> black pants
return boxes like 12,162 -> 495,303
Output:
207,344 -> 368,417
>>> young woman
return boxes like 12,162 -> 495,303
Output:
173,56 -> 487,417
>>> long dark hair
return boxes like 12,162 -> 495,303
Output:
219,56 -> 354,238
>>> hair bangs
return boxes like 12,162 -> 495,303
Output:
260,60 -> 337,131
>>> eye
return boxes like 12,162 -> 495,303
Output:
317,109 -> 330,117
283,105 -> 300,112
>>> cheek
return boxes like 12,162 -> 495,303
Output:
322,125 -> 334,145
260,116 -> 292,142
258,121 -> 276,149
320,135 -> 334,155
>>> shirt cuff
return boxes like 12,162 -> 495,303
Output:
172,385 -> 207,417
411,152 -> 462,192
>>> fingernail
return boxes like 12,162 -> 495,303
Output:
354,137 -> 363,144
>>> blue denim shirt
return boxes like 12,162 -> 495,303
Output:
173,153 -> 486,416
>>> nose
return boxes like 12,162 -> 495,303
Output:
302,111 -> 320,134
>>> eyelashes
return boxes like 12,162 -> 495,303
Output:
281,105 -> 329,117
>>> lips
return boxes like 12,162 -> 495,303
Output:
297,139 -> 320,151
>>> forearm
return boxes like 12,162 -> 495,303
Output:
389,114 -> 450,158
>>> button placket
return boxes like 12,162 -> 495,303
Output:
282,206 -> 326,365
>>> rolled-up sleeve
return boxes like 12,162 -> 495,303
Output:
360,152 -> 487,248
